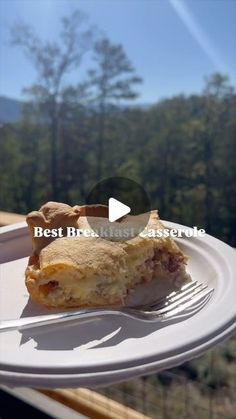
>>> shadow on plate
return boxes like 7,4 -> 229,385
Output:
19,296 -> 210,351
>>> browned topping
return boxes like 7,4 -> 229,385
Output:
77,204 -> 109,218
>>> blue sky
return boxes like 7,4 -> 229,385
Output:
0,0 -> 235,103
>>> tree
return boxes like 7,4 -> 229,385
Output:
204,73 -> 233,99
202,73 -> 234,233
1,69 -> 235,245
87,38 -> 142,180
11,10 -> 95,200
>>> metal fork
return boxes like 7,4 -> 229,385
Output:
0,281 -> 213,332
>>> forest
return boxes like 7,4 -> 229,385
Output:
0,11 -> 235,246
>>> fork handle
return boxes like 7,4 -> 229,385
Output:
0,308 -> 124,332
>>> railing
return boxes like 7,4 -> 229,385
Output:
0,210 -> 25,226
97,347 -> 236,419
1,211 -> 235,419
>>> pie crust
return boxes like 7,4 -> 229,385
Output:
25,202 -> 191,308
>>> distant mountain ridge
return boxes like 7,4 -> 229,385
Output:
0,95 -> 153,124
0,96 -> 23,123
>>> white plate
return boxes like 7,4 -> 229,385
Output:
1,321 -> 235,389
0,222 -> 235,385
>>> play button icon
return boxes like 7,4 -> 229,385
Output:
85,176 -> 151,241
108,198 -> 131,222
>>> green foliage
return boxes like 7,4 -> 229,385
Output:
157,372 -> 173,386
197,353 -> 229,390
98,338 -> 236,419
172,361 -> 199,381
0,73 -> 235,245
170,349 -> 232,391
221,339 -> 236,363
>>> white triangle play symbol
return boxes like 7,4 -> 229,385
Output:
108,197 -> 131,222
